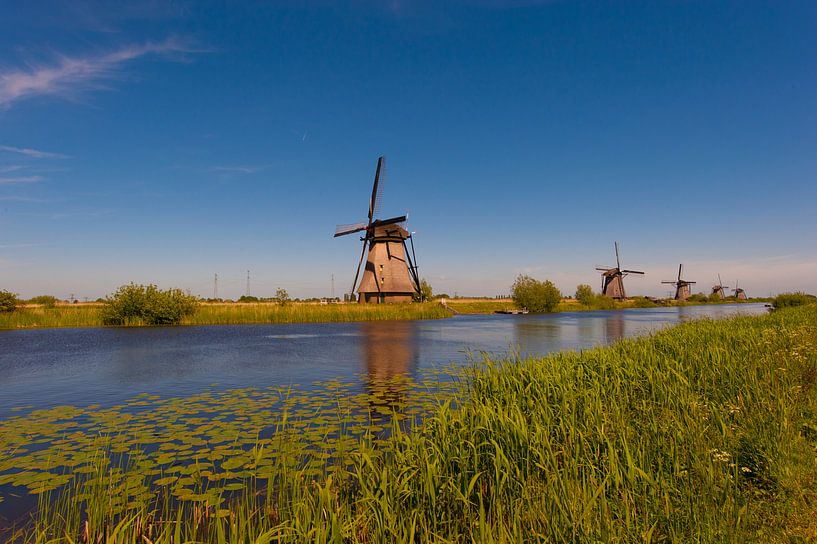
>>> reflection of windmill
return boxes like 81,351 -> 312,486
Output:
733,280 -> 747,300
595,242 -> 644,299
711,274 -> 729,299
661,264 -> 696,301
334,157 -> 421,303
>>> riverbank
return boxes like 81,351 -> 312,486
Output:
0,297 -> 766,330
444,296 -> 766,314
0,301 -> 451,329
4,305 -> 815,541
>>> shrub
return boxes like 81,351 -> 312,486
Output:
238,295 -> 259,303
511,275 -> 562,313
28,295 -> 59,308
274,288 -> 291,306
687,293 -> 708,303
0,290 -> 19,312
773,292 -> 817,309
632,296 -> 658,308
575,284 -> 595,306
100,283 -> 199,326
414,279 -> 433,302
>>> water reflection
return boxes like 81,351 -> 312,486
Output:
360,321 -> 419,410
604,312 -> 626,344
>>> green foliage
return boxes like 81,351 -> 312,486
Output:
0,289 -> 19,312
274,288 -> 291,306
237,295 -> 259,303
709,292 -> 724,302
773,292 -> 816,309
687,293 -> 709,303
415,278 -> 433,302
511,275 -> 562,313
100,283 -> 199,326
631,296 -> 658,308
27,295 -> 58,308
575,284 -> 595,306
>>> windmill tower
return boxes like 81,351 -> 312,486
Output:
595,242 -> 644,299
711,275 -> 729,299
661,264 -> 696,301
733,280 -> 747,300
334,157 -> 421,304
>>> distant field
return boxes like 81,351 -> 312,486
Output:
0,302 -> 451,329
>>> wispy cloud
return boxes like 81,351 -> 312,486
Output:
0,145 -> 69,159
0,176 -> 43,184
0,37 -> 199,108
211,165 -> 268,175
0,195 -> 46,202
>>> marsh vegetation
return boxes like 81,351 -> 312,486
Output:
1,305 -> 815,541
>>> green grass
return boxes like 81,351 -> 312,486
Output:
4,306 -> 817,542
0,302 -> 451,329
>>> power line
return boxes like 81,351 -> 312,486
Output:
214,273 -> 218,299
246,270 -> 251,297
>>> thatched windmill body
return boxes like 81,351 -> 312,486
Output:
733,280 -> 747,300
334,157 -> 421,304
596,242 -> 644,299
662,264 -> 696,301
711,275 -> 729,299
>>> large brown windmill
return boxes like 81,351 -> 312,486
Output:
334,157 -> 421,304
596,242 -> 644,299
733,280 -> 747,300
662,264 -> 696,301
711,274 -> 729,299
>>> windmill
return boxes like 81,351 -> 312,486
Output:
595,242 -> 644,299
711,275 -> 729,300
661,264 -> 696,301
733,280 -> 747,300
334,157 -> 421,304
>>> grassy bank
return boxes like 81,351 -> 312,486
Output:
0,302 -> 451,329
4,305 -> 816,542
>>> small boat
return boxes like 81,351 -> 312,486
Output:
495,309 -> 529,315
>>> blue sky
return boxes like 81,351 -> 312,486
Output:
1,0 -> 815,300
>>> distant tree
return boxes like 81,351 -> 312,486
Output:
686,293 -> 708,303
101,283 -> 199,326
414,279 -> 433,302
274,288 -> 291,306
511,275 -> 562,313
237,295 -> 259,303
28,295 -> 58,308
575,284 -> 595,306
0,290 -> 19,313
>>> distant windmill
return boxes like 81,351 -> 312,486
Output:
662,264 -> 696,301
595,242 -> 644,299
711,275 -> 729,300
733,280 -> 747,300
334,157 -> 421,303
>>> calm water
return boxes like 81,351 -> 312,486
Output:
0,304 -> 767,419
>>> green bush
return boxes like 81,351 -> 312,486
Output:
27,295 -> 59,308
100,283 -> 199,326
575,284 -> 595,306
237,295 -> 259,303
686,293 -> 708,303
414,279 -> 433,302
0,290 -> 19,313
511,275 -> 562,313
632,296 -> 658,308
773,292 -> 816,309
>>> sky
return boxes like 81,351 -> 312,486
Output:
0,0 -> 815,300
